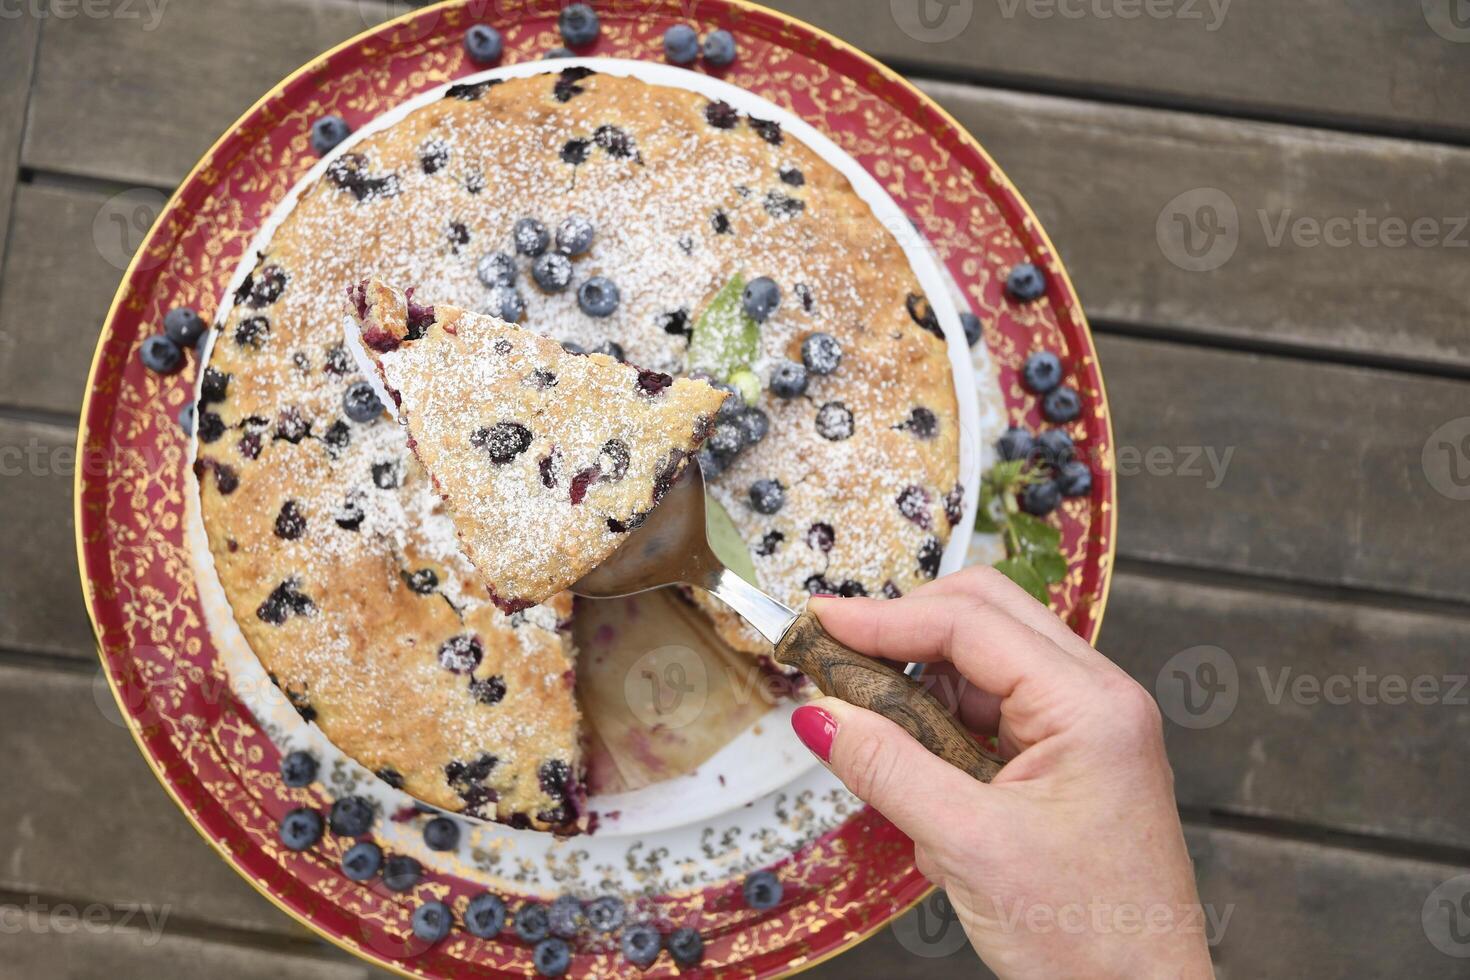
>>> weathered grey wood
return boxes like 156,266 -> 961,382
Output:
0,926 -> 369,980
764,0 -> 1470,140
0,15 -> 40,268
1102,571 -> 1470,849
0,419 -> 94,659
23,0 -> 386,187
0,664 -> 305,935
1101,334 -> 1470,603
925,84 -> 1470,370
0,185 -> 125,416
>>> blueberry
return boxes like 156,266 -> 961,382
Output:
164,307 -> 207,346
742,276 -> 780,322
815,401 -> 854,441
477,251 -> 516,287
548,895 -> 583,938
140,335 -> 182,373
342,381 -> 383,423
750,479 -> 785,514
1020,480 -> 1062,516
177,403 -> 196,435
1021,351 -> 1062,394
743,870 -> 783,910
805,522 -> 834,552
438,634 -> 484,674
280,749 -> 317,787
621,923 -> 662,967
464,893 -> 507,938
411,900 -> 454,943
737,407 -> 769,445
516,903 -> 551,943
341,841 -> 382,881
918,537 -> 944,579
959,311 -> 983,347
664,23 -> 698,63
561,340 -> 586,355
585,896 -> 624,933
1057,460 -> 1093,497
464,24 -> 503,64
801,333 -> 842,375
485,285 -> 525,323
310,115 -> 351,155
200,366 -> 230,403
708,419 -> 747,458
593,340 -> 626,362
534,937 -> 572,977
328,795 -> 375,837
545,46 -> 574,59
471,422 -> 533,464
1036,429 -> 1075,467
668,927 -> 704,966
702,29 -> 736,67
423,815 -> 460,851
558,2 -> 599,45
1043,385 -> 1081,423
197,411 -> 224,443
768,359 -> 808,398
712,381 -> 746,419
695,447 -> 724,478
514,217 -> 550,256
1006,262 -> 1047,302
577,276 -> 620,317
555,215 -> 594,256
996,426 -> 1034,462
279,808 -> 323,851
470,674 -> 507,704
382,855 -> 422,892
531,252 -> 573,293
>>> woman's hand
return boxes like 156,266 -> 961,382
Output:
792,566 -> 1214,979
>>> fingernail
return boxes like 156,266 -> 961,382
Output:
791,704 -> 837,763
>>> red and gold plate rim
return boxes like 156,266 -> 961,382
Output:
74,1 -> 1115,976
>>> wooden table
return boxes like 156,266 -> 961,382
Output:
2,1 -> 1467,976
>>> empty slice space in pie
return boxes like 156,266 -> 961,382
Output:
349,277 -> 727,612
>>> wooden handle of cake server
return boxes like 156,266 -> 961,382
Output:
773,610 -> 1003,782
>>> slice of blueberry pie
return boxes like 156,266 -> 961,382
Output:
349,277 -> 726,611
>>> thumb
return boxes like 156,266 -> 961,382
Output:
792,696 -> 988,851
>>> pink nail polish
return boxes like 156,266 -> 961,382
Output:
791,705 -> 837,762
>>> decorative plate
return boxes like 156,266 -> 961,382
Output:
75,2 -> 1115,977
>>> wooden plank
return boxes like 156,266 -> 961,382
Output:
1101,334 -> 1470,603
1,926 -> 369,980
0,664 -> 304,935
923,83 -> 1470,370
0,184 -> 125,416
0,419 -> 94,659
0,15 -> 40,268
1101,572 -> 1470,849
23,0 -> 384,187
764,0 -> 1470,140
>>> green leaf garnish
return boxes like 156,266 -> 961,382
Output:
975,454 -> 1070,606
688,274 -> 760,381
995,558 -> 1049,603
1031,550 -> 1068,585
1010,512 -> 1061,553
705,492 -> 759,587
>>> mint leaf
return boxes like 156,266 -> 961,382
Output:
1032,550 -> 1067,585
688,274 -> 759,380
995,557 -> 1049,602
975,485 -> 1004,533
1010,512 -> 1062,554
705,493 -> 758,586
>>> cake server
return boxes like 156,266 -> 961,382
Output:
571,463 -> 1002,781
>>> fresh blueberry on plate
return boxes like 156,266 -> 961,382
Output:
702,28 -> 737,67
1021,350 -> 1062,394
328,795 -> 375,837
545,46 -> 574,59
621,923 -> 662,967
577,276 -> 620,317
342,381 -> 383,423
163,307 -> 207,347
738,407 -> 769,445
310,115 -> 351,155
382,855 -> 422,892
1043,386 -> 1081,423
801,332 -> 842,375
548,895 -> 584,938
485,285 -> 524,323
664,23 -> 698,64
749,479 -> 785,515
340,841 -> 382,881
959,311 -> 983,347
1006,262 -> 1047,302
464,893 -> 507,938
559,3 -> 599,46
741,276 -> 780,321
278,808 -> 323,851
514,217 -> 550,256
1057,460 -> 1093,497
534,937 -> 572,977
176,403 -> 196,435
555,215 -> 594,256
996,426 -> 1035,462
477,251 -> 516,287
593,340 -> 626,362
464,24 -> 503,64
516,903 -> 551,943
1036,429 -> 1075,467
140,335 -> 182,374
585,896 -> 624,933
1020,480 -> 1062,516
695,446 -> 723,478
768,359 -> 808,398
412,900 -> 454,943
668,927 -> 704,966
532,252 -> 573,293
280,749 -> 317,787
743,870 -> 783,910
423,816 -> 460,851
